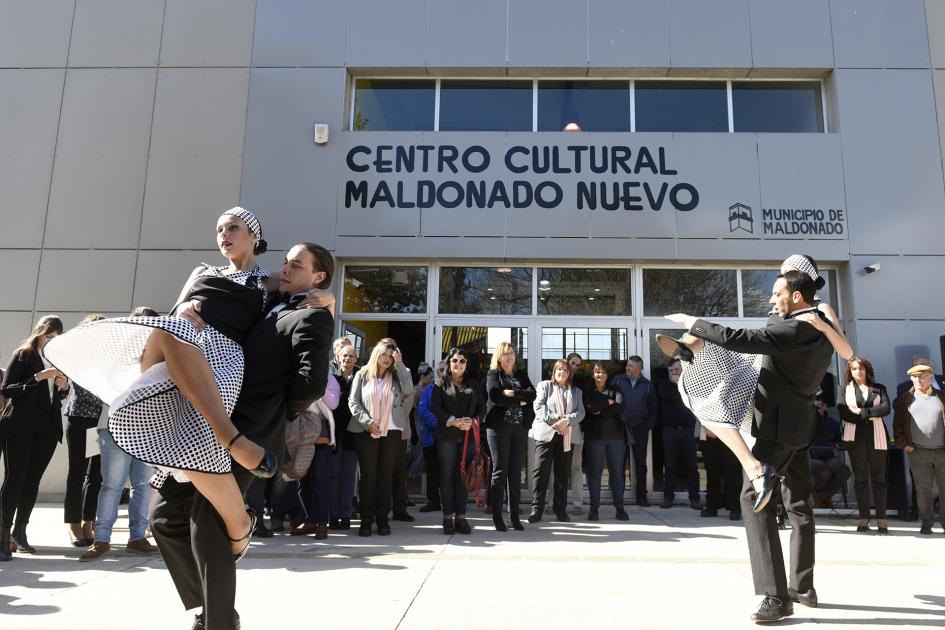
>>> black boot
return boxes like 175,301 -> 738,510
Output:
11,524 -> 35,553
509,513 -> 524,531
0,528 -> 11,561
493,513 -> 507,532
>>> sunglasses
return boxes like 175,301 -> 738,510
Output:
450,358 -> 467,364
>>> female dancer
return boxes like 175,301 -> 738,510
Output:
659,255 -> 853,512
45,208 -> 276,559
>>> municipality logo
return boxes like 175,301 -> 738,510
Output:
728,202 -> 753,233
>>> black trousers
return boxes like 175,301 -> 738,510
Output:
150,466 -> 253,630
741,438 -> 815,598
486,422 -> 526,515
64,416 -> 102,523
532,434 -> 573,516
0,428 -> 58,529
352,430 -> 401,524
629,424 -> 650,498
701,437 -> 742,512
422,443 -> 441,507
847,428 -> 888,520
392,437 -> 408,514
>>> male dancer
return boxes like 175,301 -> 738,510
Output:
151,242 -> 335,630
671,268 -> 834,622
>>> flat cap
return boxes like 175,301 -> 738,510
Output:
907,364 -> 933,376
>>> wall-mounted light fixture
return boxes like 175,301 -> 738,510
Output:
313,123 -> 329,145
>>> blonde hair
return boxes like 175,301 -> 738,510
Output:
78,313 -> 106,327
360,340 -> 397,381
550,359 -> 572,387
490,341 -> 515,371
16,315 -> 64,358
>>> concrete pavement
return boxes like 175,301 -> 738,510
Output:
0,502 -> 942,629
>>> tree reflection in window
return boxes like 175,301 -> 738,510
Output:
439,267 -> 532,315
538,268 -> 632,316
741,269 -> 779,317
643,269 -> 737,317
342,266 -> 428,313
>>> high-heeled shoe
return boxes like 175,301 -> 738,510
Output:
11,525 -> 35,553
493,513 -> 507,532
227,433 -> 278,479
509,514 -> 524,531
655,334 -> 694,362
751,464 -> 777,513
228,512 -> 256,562
68,524 -> 90,548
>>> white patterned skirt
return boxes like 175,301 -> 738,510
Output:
44,316 -> 242,487
678,341 -> 761,434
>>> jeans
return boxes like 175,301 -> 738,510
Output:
662,426 -> 700,500
299,444 -> 332,524
328,445 -> 358,518
584,439 -> 626,509
94,429 -> 153,542
437,439 -> 470,516
486,422 -> 526,515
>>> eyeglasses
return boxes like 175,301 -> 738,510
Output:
450,358 -> 467,364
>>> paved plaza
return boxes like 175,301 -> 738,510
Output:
0,502 -> 942,630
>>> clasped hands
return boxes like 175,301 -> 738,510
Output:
552,418 -> 570,434
35,368 -> 68,390
447,416 -> 473,431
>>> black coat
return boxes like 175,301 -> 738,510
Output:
657,378 -> 698,429
483,368 -> 536,428
690,311 -> 834,446
582,386 -> 626,441
1,350 -> 66,442
430,378 -> 486,442
231,304 -> 334,455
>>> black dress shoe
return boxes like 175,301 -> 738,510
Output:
376,521 -> 391,536
509,514 -> 524,530
788,587 -> 818,608
442,518 -> 454,535
454,518 -> 472,535
588,507 -> 599,521
615,508 -> 629,521
191,609 -> 241,630
554,511 -> 571,522
392,511 -> 415,522
328,517 -> 342,530
358,520 -> 373,537
527,511 -> 542,523
701,507 -> 719,517
752,464 -> 777,513
418,503 -> 440,513
636,496 -> 650,508
750,596 -> 793,622
338,518 -> 351,530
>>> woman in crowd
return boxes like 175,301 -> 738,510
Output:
348,339 -> 413,537
582,362 -> 628,521
414,362 -> 441,513
62,314 -> 106,547
328,338 -> 359,530
662,254 -> 854,512
484,342 -> 534,531
295,372 -> 341,539
45,208 -> 278,560
430,347 -> 485,535
837,356 -> 890,534
529,359 -> 585,523
1,315 -> 68,559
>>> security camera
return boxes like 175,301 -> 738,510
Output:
863,263 -> 880,274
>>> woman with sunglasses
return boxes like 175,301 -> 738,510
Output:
430,348 -> 485,535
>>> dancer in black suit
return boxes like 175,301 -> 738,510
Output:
669,269 -> 835,622
150,242 -> 335,630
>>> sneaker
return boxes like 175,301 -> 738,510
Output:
79,541 -> 110,562
125,538 -> 158,555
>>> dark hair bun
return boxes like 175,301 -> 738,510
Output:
814,276 -> 826,290
253,239 -> 268,255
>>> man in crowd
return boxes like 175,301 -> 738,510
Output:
612,355 -> 658,507
657,359 -> 700,510
151,242 -> 335,630
809,395 -> 851,509
894,364 -> 945,536
700,422 -> 742,520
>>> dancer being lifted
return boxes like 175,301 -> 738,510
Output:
45,207 -> 277,560
658,255 -> 853,513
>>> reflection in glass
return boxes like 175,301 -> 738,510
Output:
643,269 -> 737,317
540,327 -> 628,381
439,267 -> 532,315
647,327 -> 686,377
635,81 -> 728,132
538,268 -> 632,316
537,81 -> 631,132
353,79 -> 435,131
439,80 -> 533,132
342,266 -> 428,313
741,269 -> 779,317
441,325 -> 528,383
732,82 -> 823,133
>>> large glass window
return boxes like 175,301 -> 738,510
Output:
537,81 -> 631,132
352,79 -> 435,131
741,269 -> 779,317
537,268 -> 632,316
643,268 -> 738,317
635,81 -> 728,132
439,267 -> 532,315
541,327 -> 629,380
732,81 -> 823,133
438,80 -> 532,132
342,266 -> 428,313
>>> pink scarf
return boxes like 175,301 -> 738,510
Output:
842,383 -> 887,450
552,385 -> 573,452
370,374 -> 394,438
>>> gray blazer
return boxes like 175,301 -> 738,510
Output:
347,362 -> 413,438
532,381 -> 585,443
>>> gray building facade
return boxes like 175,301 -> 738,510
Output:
2,0 -> 944,492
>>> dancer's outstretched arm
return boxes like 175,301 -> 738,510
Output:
794,312 -> 854,360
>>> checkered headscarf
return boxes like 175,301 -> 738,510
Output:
782,254 -> 819,283
222,207 -> 263,244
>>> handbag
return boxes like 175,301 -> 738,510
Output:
460,417 -> 489,507
281,407 -> 322,480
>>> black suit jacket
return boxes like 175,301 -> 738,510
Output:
690,311 -> 834,446
1,350 -> 66,442
231,304 -> 334,455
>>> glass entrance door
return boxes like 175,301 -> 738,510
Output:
435,320 -> 531,385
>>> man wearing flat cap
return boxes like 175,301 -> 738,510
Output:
893,364 -> 945,535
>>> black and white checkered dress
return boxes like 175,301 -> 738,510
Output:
678,342 -> 761,434
45,264 -> 268,487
